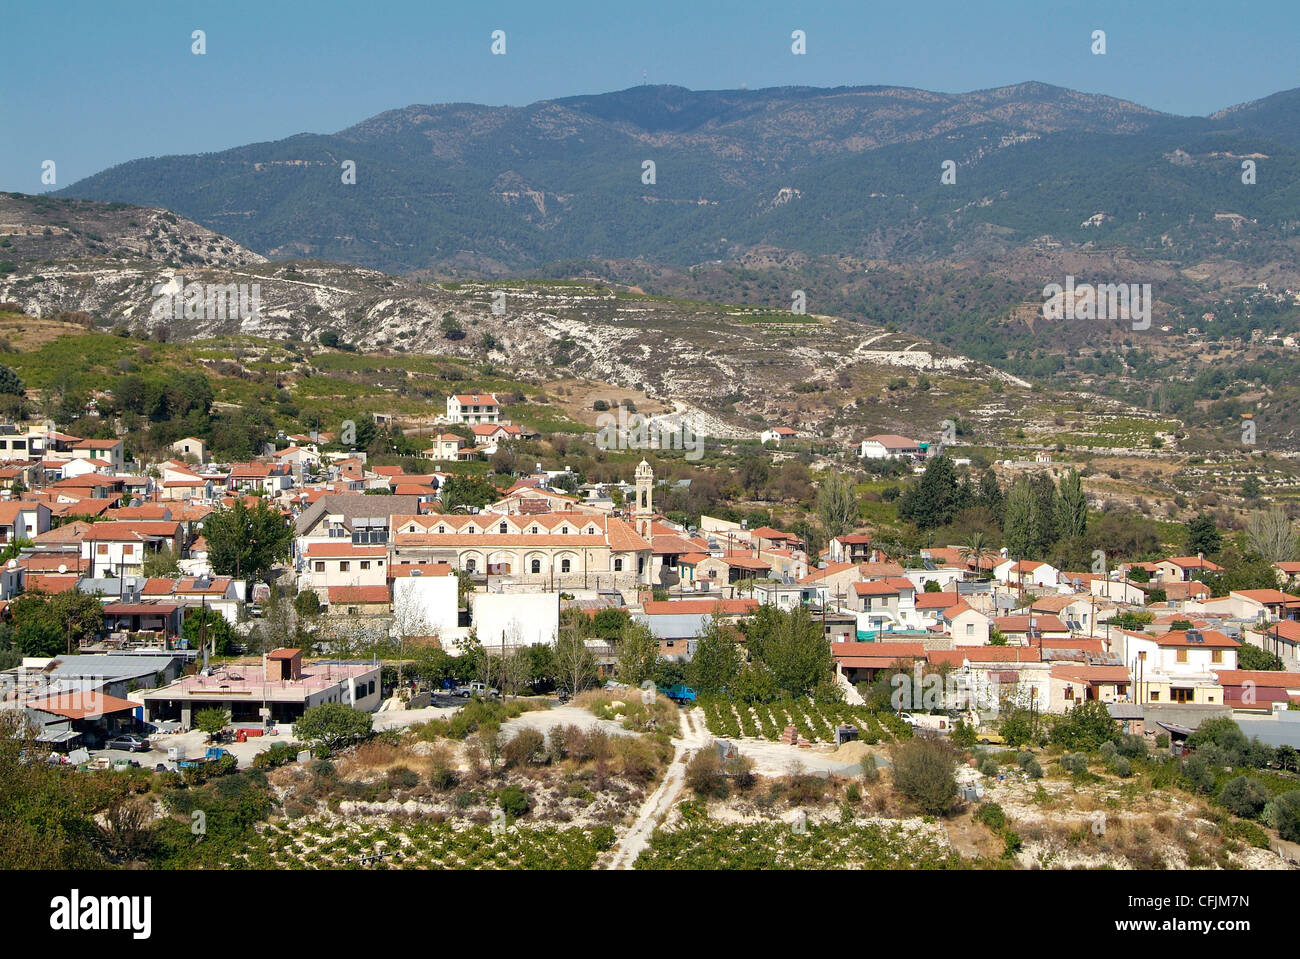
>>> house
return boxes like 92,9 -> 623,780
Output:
274,445 -> 320,472
760,427 -> 798,446
391,511 -> 652,589
1155,556 -> 1223,583
227,462 -> 293,495
326,584 -> 391,615
828,534 -> 874,564
993,614 -> 1071,644
79,521 -> 184,578
851,578 -> 920,634
0,500 -> 50,543
142,649 -> 381,728
1050,664 -> 1133,710
1201,589 -> 1300,625
944,601 -> 992,647
446,393 -> 501,425
993,559 -> 1060,590
169,437 -> 206,463
859,434 -> 921,460
1252,620 -> 1300,663
1030,594 -> 1098,635
69,438 -> 126,473
1211,670 -> 1300,711
1273,561 -> 1300,587
1113,628 -> 1240,705
424,433 -> 467,462
303,543 -> 388,598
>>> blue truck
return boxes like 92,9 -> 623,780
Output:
177,746 -> 231,769
659,684 -> 697,704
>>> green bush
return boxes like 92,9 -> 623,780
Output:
498,785 -> 530,819
1263,790 -> 1300,842
891,735 -> 958,816
1116,734 -> 1148,760
1181,755 -> 1216,795
1155,733 -> 1170,749
1219,776 -> 1269,818
1059,752 -> 1089,774
1023,757 -> 1043,779
1110,756 -> 1132,778
685,749 -> 730,799
977,755 -> 1000,778
974,801 -> 1007,832
1049,701 -> 1121,752
950,720 -> 977,748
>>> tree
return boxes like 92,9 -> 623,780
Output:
615,620 -> 658,686
816,472 -> 859,539
958,531 -> 995,581
1219,776 -> 1269,819
181,606 -> 237,656
1185,513 -> 1222,557
1238,644 -> 1284,671
890,734 -> 958,815
0,364 -> 24,395
294,702 -> 373,750
142,545 -> 181,578
553,624 -> 597,695
194,708 -> 230,740
1266,791 -> 1300,843
745,606 -> 831,699
1002,477 -> 1041,561
1057,468 -> 1087,540
897,456 -> 962,531
687,612 -> 741,694
1049,700 -> 1121,751
204,498 -> 292,585
441,474 -> 500,512
1245,508 -> 1298,564
976,469 -> 1004,525
10,591 -> 104,656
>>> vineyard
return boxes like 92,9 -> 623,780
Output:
697,695 -> 912,745
236,818 -> 616,869
635,820 -> 961,869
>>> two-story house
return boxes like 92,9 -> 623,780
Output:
446,393 -> 501,425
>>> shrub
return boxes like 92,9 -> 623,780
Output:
974,802 -> 1007,832
724,753 -> 756,791
1181,755 -> 1217,795
950,720 -> 977,748
502,728 -> 545,768
1015,749 -> 1035,770
891,734 -> 958,816
1022,757 -> 1043,779
845,783 -> 861,804
1219,776 -> 1269,818
1049,701 -> 1121,752
429,764 -> 458,790
1098,741 -> 1117,761
498,785 -> 529,819
685,749 -> 729,799
386,765 -> 419,790
977,755 -> 1000,778
1155,733 -> 1170,749
1110,756 -> 1133,778
1263,791 -> 1300,842
1059,752 -> 1089,775
1116,734 -> 1148,760
860,756 -> 880,783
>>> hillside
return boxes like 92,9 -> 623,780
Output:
54,83 -> 1300,276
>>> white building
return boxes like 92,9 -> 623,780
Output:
446,393 -> 501,425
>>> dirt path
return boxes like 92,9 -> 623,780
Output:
606,706 -> 711,870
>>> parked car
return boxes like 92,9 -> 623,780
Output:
453,681 -> 499,698
105,734 -> 151,753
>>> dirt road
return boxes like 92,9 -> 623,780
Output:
606,706 -> 711,870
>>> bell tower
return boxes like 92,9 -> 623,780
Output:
634,459 -> 653,537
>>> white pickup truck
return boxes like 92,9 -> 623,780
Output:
453,681 -> 499,698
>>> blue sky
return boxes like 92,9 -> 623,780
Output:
3,0 -> 1296,192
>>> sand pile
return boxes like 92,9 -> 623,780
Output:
828,741 -> 877,765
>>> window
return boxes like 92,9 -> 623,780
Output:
1176,649 -> 1187,663
339,561 -> 350,572
1172,688 -> 1193,704
966,623 -> 974,636
1065,686 -> 1074,701
437,525 -> 446,533
561,559 -> 571,573
314,562 -> 325,573
97,544 -> 108,555
360,561 -> 370,570
560,526 -> 568,534
1150,691 -> 1160,702
1211,649 -> 1222,663
614,558 -> 623,572
465,559 -> 477,573
499,522 -> 507,533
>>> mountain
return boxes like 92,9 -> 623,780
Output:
56,83 -> 1300,276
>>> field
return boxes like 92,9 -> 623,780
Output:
697,695 -> 911,745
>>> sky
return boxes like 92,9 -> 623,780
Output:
2,0 -> 1297,192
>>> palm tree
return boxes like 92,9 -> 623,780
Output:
959,532 -> 994,582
